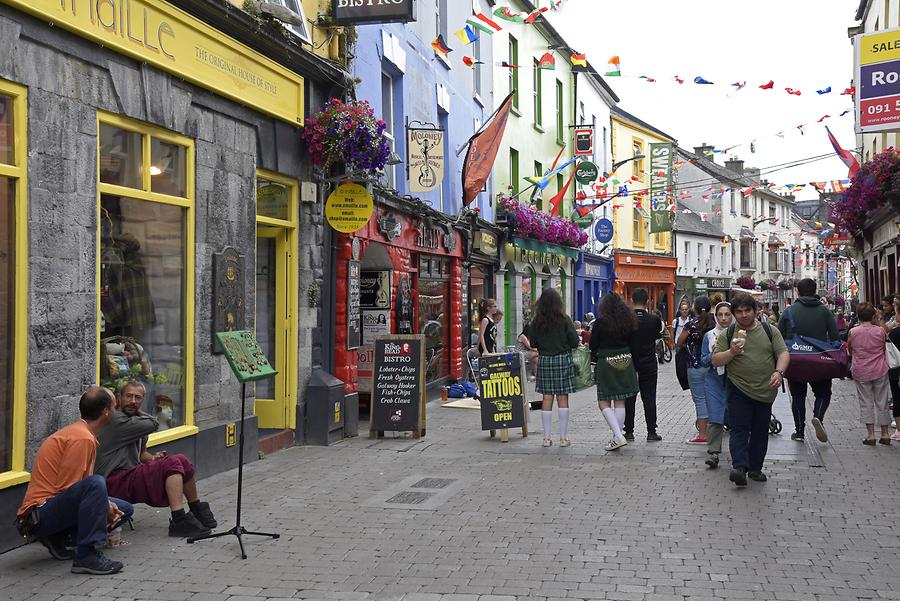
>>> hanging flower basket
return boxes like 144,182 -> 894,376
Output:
777,278 -> 794,290
301,99 -> 391,173
757,278 -> 777,291
736,276 -> 756,290
833,148 -> 900,242
498,197 -> 588,248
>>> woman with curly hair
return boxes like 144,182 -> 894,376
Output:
590,292 -> 639,451
523,289 -> 580,447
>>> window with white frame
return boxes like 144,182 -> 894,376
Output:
473,35 -> 482,97
381,73 -> 395,189
267,0 -> 311,43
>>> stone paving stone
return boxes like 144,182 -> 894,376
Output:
2,371 -> 900,600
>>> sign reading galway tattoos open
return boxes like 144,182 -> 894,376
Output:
5,0 -> 305,125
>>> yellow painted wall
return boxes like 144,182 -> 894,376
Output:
610,114 -> 674,254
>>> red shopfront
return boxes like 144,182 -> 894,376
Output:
334,204 -> 464,406
613,252 -> 677,323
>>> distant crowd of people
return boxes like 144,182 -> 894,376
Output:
475,277 -> 900,488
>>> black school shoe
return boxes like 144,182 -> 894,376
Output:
190,502 -> 218,529
647,432 -> 663,442
748,471 -> 767,482
729,467 -> 748,486
705,454 -> 719,469
71,551 -> 123,575
168,512 -> 211,538
623,432 -> 635,441
39,532 -> 74,560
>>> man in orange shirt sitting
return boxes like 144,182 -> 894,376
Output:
16,387 -> 130,575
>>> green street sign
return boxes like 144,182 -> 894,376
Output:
575,161 -> 599,185
572,215 -> 594,228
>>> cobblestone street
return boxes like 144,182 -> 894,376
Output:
2,366 -> 899,601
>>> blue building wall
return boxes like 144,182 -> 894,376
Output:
574,252 -> 613,322
350,2 -> 496,220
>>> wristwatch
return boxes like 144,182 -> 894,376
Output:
776,369 -> 785,378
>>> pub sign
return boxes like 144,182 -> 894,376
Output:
332,0 -> 416,25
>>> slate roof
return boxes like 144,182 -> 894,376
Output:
610,106 -> 675,142
675,147 -> 789,203
673,203 -> 725,239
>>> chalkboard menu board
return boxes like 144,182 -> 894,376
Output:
477,352 -> 527,430
370,335 -> 426,436
347,260 -> 361,350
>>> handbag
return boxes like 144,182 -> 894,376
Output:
886,340 -> 900,370
782,307 -> 849,381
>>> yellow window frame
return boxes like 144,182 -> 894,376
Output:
95,112 -> 197,447
254,169 -> 299,429
0,80 -> 29,489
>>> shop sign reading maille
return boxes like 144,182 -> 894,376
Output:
332,0 -> 416,25
9,0 -> 305,125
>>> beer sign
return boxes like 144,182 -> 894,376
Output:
574,128 -> 594,156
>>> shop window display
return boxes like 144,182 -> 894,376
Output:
418,256 -> 450,383
0,176 -> 13,471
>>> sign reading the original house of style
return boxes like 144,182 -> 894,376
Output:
332,0 -> 416,25
370,335 -> 426,437
11,0 -> 305,125
477,352 -> 527,431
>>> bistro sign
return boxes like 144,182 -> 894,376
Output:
332,0 -> 416,25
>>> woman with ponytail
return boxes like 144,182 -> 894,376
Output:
477,298 -> 498,356
678,295 -> 715,444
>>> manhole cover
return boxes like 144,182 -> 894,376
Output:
411,478 -> 456,489
385,491 -> 435,505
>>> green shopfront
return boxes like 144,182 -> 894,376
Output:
498,239 -> 577,348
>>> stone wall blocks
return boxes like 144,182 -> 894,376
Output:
31,256 -> 77,293
196,140 -> 219,168
213,114 -> 237,149
0,15 -> 21,77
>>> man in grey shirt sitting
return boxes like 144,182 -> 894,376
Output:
95,381 -> 217,537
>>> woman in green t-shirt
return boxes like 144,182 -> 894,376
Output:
524,289 -> 580,448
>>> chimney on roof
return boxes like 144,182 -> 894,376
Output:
694,143 -> 715,161
744,167 -> 760,183
724,157 -> 744,176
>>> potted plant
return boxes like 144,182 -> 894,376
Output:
301,99 -> 391,174
736,276 -> 756,290
498,196 -> 588,248
833,148 -> 900,245
777,278 -> 794,290
758,278 -> 776,291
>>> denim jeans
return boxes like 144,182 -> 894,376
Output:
788,379 -> 833,433
727,381 -> 773,472
32,475 -> 134,555
687,366 -> 709,420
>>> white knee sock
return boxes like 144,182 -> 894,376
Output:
558,408 -> 570,439
602,407 -> 623,438
542,411 -> 553,438
615,407 -> 626,429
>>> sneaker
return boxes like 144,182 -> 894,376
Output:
605,436 -> 628,451
190,502 -> 218,529
168,512 -> 212,538
646,432 -> 663,442
559,438 -> 571,448
811,418 -> 828,443
542,438 -> 552,447
891,430 -> 900,441
623,432 -> 635,441
790,431 -> 804,442
748,471 -> 768,482
705,454 -> 719,469
686,437 -> 707,445
729,467 -> 748,487
39,533 -> 74,561
71,551 -> 123,575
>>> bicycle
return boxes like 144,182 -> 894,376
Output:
656,334 -> 673,363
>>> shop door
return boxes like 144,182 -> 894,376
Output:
255,227 -> 294,429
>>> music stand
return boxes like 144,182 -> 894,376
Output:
187,330 -> 280,559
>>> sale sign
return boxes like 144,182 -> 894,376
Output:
856,28 -> 900,133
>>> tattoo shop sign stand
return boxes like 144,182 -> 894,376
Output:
477,352 -> 528,442
187,330 -> 280,559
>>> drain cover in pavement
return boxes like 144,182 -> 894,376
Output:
410,478 -> 456,489
385,491 -> 436,505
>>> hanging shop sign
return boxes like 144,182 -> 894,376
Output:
332,0 -> 416,25
649,142 -> 674,234
212,246 -> 245,354
856,27 -> 900,132
572,215 -> 594,228
407,127 -> 445,193
12,0 -> 305,125
575,161 -> 599,185
473,230 -> 499,256
361,270 -> 392,310
347,260 -> 362,350
705,277 -> 732,290
477,352 -> 527,430
369,335 -> 426,437
594,218 -> 614,243
574,128 -> 594,156
325,183 -> 374,233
